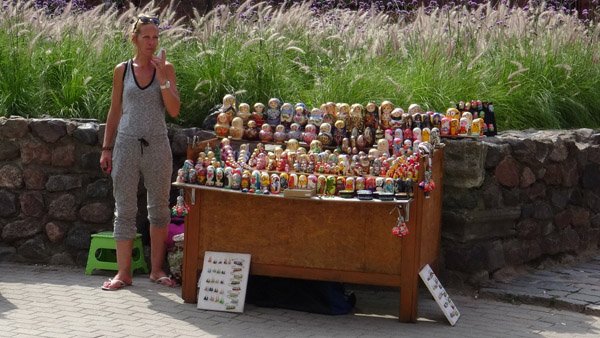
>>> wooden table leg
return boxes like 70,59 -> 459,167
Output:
181,188 -> 200,303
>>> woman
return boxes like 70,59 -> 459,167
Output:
99,14 -> 181,290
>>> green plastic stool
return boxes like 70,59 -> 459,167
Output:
85,231 -> 149,275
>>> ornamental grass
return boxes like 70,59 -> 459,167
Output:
1,0 -> 599,129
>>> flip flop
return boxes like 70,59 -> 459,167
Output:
101,278 -> 132,291
149,276 -> 176,287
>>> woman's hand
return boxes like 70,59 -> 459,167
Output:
100,150 -> 112,174
151,48 -> 167,83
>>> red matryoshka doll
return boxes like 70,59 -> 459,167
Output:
365,176 -> 376,191
403,125 -> 413,141
336,176 -> 346,194
252,102 -> 266,127
197,165 -> 207,185
316,175 -> 327,195
303,123 -> 317,144
345,176 -> 355,191
260,172 -> 270,193
440,117 -> 451,136
288,173 -> 298,189
450,118 -> 459,136
422,127 -> 431,143
298,174 -> 308,189
413,127 -> 422,142
384,129 -> 394,149
293,103 -> 308,127
241,170 -> 251,190
259,124 -> 274,143
214,112 -> 230,138
206,165 -> 215,186
459,117 -> 469,136
307,174 -> 317,192
355,176 -> 366,191
270,173 -> 281,194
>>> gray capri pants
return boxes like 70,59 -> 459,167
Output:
111,133 -> 173,241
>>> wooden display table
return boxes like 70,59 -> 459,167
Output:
174,149 -> 443,322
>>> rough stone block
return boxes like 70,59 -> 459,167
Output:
443,139 -> 487,188
442,207 -> 520,243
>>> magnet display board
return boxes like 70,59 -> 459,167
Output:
419,264 -> 460,326
197,251 -> 251,313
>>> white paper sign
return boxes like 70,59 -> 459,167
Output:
197,251 -> 251,313
419,264 -> 460,326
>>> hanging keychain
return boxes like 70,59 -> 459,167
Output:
172,189 -> 190,217
391,205 -> 409,238
419,155 -> 435,198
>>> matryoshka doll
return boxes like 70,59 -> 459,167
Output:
317,122 -> 333,146
322,102 -> 337,125
345,176 -> 355,192
214,112 -> 230,138
422,127 -> 431,143
307,174 -> 317,192
223,167 -> 232,188
206,164 -> 215,186
293,103 -> 308,127
241,170 -> 251,190
215,167 -> 224,187
288,122 -> 302,140
252,102 -> 266,127
273,124 -> 287,143
384,177 -> 395,193
237,103 -> 252,125
364,101 -> 379,130
298,174 -> 308,189
440,117 -> 451,136
407,103 -> 423,116
355,176 -> 365,191
251,170 -> 261,192
303,123 -> 318,144
379,101 -> 394,130
450,118 -> 459,136
270,173 -> 281,194
471,118 -> 483,137
288,173 -> 298,189
432,112 -> 443,129
259,123 -> 274,143
243,121 -> 257,141
459,117 -> 469,136
229,117 -> 244,140
365,176 -> 376,191
337,103 -> 350,126
393,137 -> 403,157
332,120 -> 346,146
260,171 -> 270,193
316,175 -> 327,195
266,98 -> 282,127
231,169 -> 242,190
325,176 -> 336,196
280,102 -> 294,129
308,108 -> 324,128
221,94 -> 237,123
336,176 -> 346,194
413,127 -> 422,142
348,103 -> 364,134
389,107 -> 404,130
280,172 -> 289,190
446,107 -> 460,121
310,139 -> 322,154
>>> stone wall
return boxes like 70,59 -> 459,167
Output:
1,116 -> 599,285
441,129 -> 600,284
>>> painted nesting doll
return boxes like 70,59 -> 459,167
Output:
252,102 -> 266,127
280,102 -> 294,130
266,98 -> 282,127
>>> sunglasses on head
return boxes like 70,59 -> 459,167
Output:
135,15 -> 160,27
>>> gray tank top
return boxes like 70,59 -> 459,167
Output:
118,60 -> 168,138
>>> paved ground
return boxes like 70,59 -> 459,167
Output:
1,262 -> 600,337
480,254 -> 600,316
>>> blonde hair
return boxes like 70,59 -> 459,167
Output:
131,14 -> 159,35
